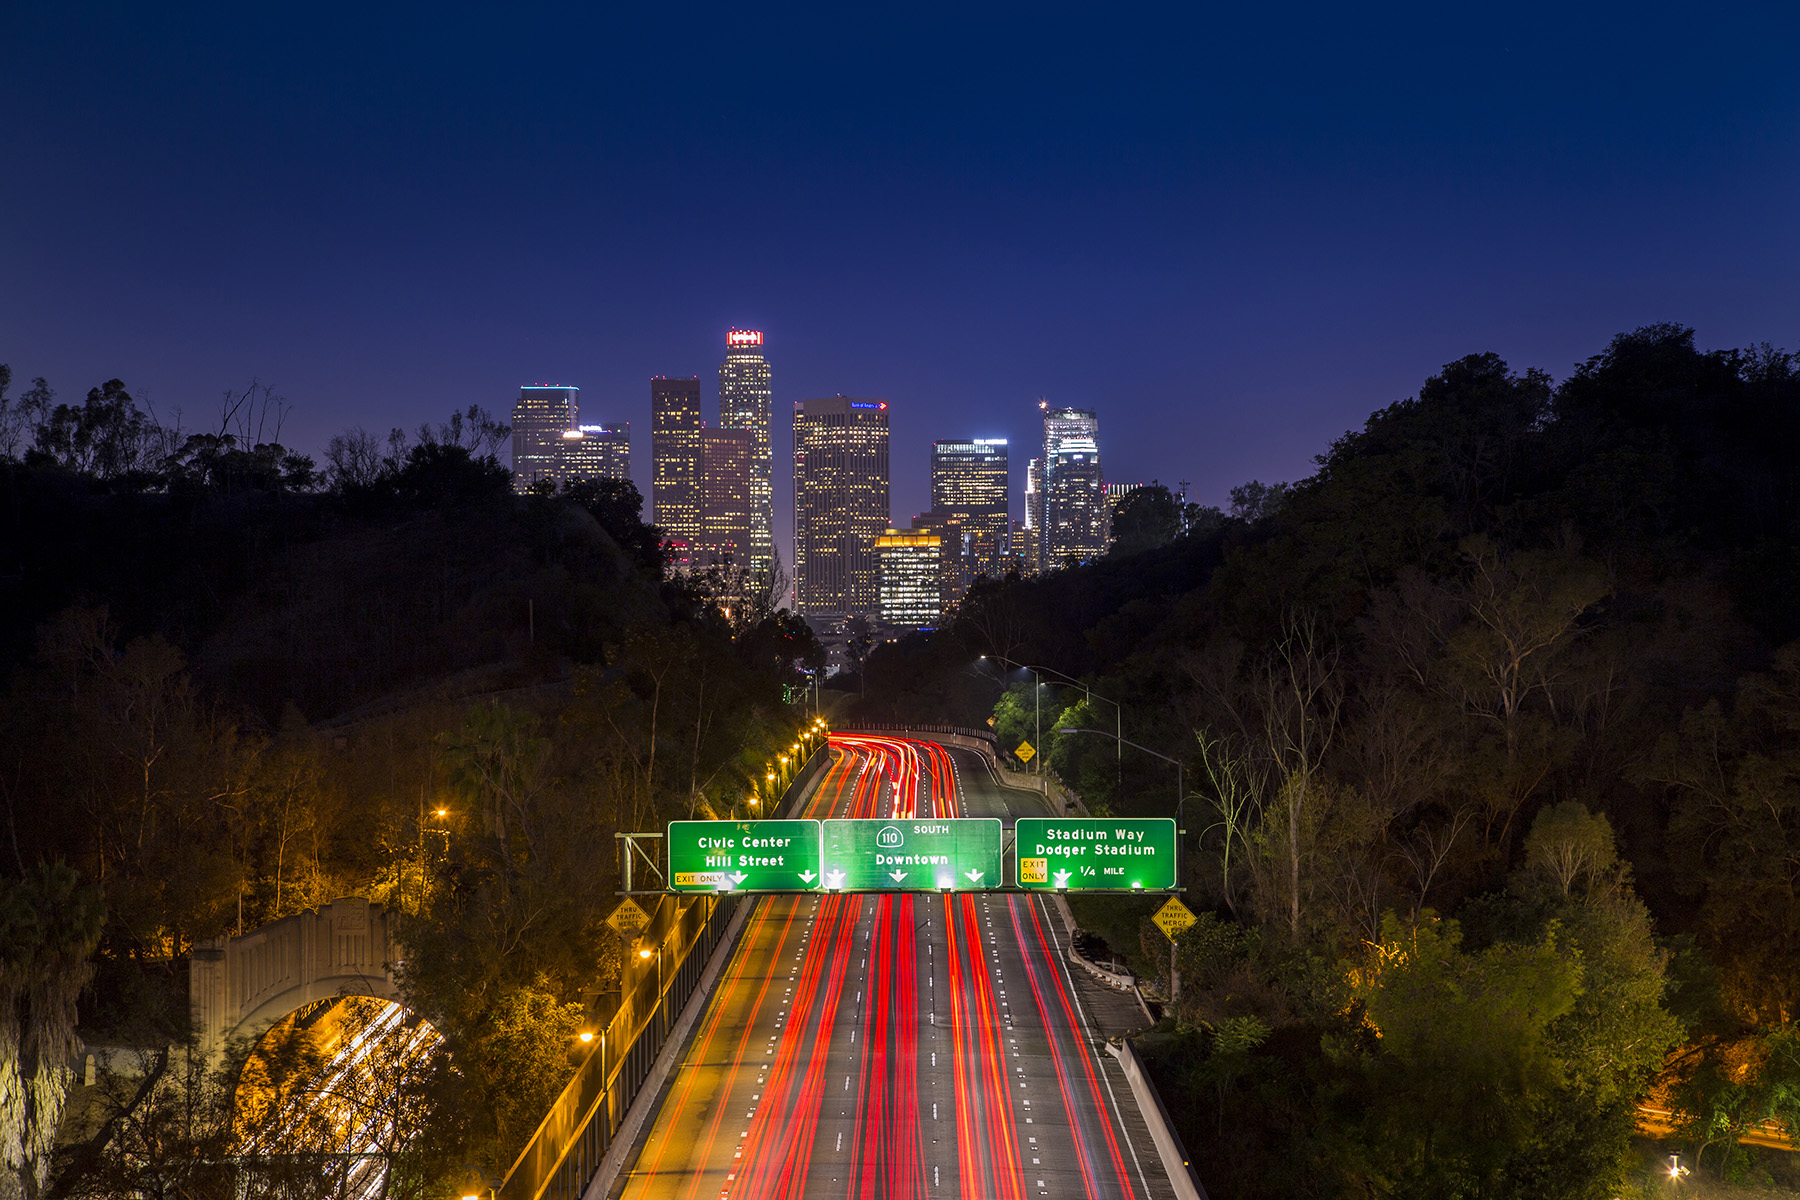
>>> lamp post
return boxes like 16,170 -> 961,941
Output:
1055,725 -> 1186,998
1016,661 -> 1124,778
976,654 -> 1046,781
1053,727 -> 1185,833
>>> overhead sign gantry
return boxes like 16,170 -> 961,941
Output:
644,816 -> 1178,894
820,818 -> 1002,891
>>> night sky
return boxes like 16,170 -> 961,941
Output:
5,2 -> 1797,562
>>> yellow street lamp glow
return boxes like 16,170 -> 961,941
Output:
578,1031 -> 594,1043
638,947 -> 654,960
767,772 -> 776,781
435,809 -> 447,818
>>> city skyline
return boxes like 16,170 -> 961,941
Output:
527,334 -> 1137,574
10,5 -> 1793,575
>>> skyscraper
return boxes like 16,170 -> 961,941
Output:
511,385 -> 576,493
908,510 -> 967,612
651,378 -> 703,542
1039,404 -> 1107,567
561,423 -> 630,485
876,528 -> 942,628
793,397 -> 890,618
1023,457 -> 1045,574
930,438 -> 1009,581
698,426 -> 754,567
718,330 -> 774,581
1046,433 -> 1108,565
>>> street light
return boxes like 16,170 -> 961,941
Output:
1060,725 -> 1188,1000
1054,726 -> 1187,835
1025,663 -> 1124,778
976,655 -> 1045,780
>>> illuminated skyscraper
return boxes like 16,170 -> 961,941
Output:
793,397 -> 890,618
1040,404 -> 1106,567
877,528 -> 942,628
930,438 -> 1009,581
1023,457 -> 1045,574
908,510 -> 966,612
698,426 -> 754,566
718,330 -> 774,581
651,377 -> 703,541
1046,434 -> 1107,565
561,423 -> 630,484
511,385 -> 576,493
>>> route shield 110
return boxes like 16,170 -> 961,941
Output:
819,818 -> 1003,891
1013,818 -> 1178,891
666,820 -> 822,892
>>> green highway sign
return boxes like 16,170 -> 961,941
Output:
666,820 -> 822,892
1014,818 -> 1178,891
820,818 -> 1003,891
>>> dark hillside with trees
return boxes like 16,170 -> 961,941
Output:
0,370 -> 823,1194
857,325 -> 1800,1195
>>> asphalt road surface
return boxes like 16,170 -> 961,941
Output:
612,735 -> 1179,1200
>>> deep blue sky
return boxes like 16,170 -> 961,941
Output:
5,1 -> 1798,561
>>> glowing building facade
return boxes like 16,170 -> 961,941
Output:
651,377 -> 703,542
511,386 -> 577,493
698,427 -> 754,567
718,330 -> 774,582
930,438 -> 1009,582
877,528 -> 943,628
793,397 -> 890,618
1039,404 -> 1107,567
561,423 -> 631,484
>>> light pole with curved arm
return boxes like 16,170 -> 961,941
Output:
1057,725 -> 1189,1000
1052,727 -> 1186,836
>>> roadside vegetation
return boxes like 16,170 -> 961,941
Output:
0,373 -> 822,1195
855,325 -> 1800,1197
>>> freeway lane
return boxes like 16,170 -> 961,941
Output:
611,736 -> 1177,1200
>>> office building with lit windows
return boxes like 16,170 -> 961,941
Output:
1046,434 -> 1108,565
511,385 -> 577,493
1023,457 -> 1045,574
561,423 -> 631,484
909,510 -> 971,612
930,438 -> 1009,582
793,397 -> 890,618
698,427 -> 754,567
718,330 -> 774,581
651,377 -> 703,542
1039,404 -> 1107,567
877,528 -> 943,628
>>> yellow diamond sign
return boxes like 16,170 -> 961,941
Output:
1152,897 -> 1197,941
1014,740 -> 1036,763
606,898 -> 651,938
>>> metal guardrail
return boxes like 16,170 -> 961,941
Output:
496,743 -> 831,1200
837,722 -> 999,747
497,891 -> 732,1200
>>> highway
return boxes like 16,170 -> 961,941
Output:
613,734 -> 1179,1200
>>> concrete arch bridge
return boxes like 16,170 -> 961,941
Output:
189,897 -> 402,1066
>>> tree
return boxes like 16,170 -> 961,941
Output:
0,864 -> 106,1199
27,379 -> 158,480
1108,484 -> 1184,557
1520,802 -> 1618,898
1356,913 -> 1582,1197
1228,480 -> 1290,523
